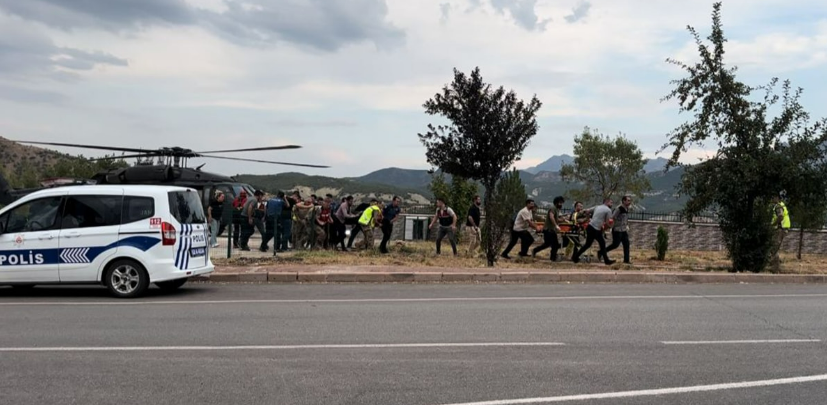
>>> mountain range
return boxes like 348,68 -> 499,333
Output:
235,155 -> 688,213
0,137 -> 688,213
524,155 -> 673,174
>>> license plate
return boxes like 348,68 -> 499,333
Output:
190,247 -> 206,257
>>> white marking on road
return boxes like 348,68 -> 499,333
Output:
0,342 -> 565,352
662,339 -> 821,345
2,293 -> 827,306
436,373 -> 827,405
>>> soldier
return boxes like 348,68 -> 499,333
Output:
292,197 -> 315,250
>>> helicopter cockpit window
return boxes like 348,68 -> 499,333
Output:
168,191 -> 206,224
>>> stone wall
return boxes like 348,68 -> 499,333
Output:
384,215 -> 827,254
628,220 -> 827,254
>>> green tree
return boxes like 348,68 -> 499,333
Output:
481,169 -> 528,255
560,127 -> 651,204
660,2 -> 827,272
15,166 -> 40,189
419,67 -> 542,266
44,154 -> 129,179
428,172 -> 479,234
782,140 -> 827,259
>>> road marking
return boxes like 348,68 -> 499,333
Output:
0,342 -> 566,352
662,339 -> 821,345
2,293 -> 827,306
436,373 -> 827,405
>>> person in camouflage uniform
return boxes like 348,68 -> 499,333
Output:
292,197 -> 315,250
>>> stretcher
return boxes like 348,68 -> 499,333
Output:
561,220 -> 594,263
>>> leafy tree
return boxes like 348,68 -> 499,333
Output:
44,154 -> 129,179
428,172 -> 479,235
15,166 -> 40,189
782,139 -> 827,259
481,169 -> 528,255
419,67 -> 542,266
560,127 -> 651,204
660,2 -> 827,272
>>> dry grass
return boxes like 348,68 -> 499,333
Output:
213,240 -> 827,274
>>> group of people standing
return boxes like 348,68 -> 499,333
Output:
207,189 -> 403,254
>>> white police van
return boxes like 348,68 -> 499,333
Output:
0,185 -> 214,298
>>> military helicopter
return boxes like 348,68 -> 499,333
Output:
0,140 -> 329,209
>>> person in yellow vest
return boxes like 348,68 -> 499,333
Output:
357,199 -> 383,250
770,193 -> 791,271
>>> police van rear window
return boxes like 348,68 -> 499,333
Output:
168,191 -> 206,224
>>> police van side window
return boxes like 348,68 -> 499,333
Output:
122,196 -> 154,224
4,197 -> 63,233
61,195 -> 123,229
168,191 -> 206,224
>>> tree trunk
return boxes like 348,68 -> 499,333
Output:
482,181 -> 497,267
798,226 -> 804,260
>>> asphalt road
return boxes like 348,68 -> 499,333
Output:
1,283 -> 827,405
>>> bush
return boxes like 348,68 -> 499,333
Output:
655,226 -> 669,261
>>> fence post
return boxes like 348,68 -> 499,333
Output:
226,219 -> 232,259
273,215 -> 278,257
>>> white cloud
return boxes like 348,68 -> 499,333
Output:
671,19 -> 827,72
0,0 -> 826,177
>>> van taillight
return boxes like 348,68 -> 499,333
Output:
162,222 -> 177,246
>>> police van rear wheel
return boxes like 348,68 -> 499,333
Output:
156,278 -> 188,291
104,259 -> 149,299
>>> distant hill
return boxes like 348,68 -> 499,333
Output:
235,173 -> 432,204
235,165 -> 688,213
0,138 -> 688,213
526,155 -> 671,175
644,157 -> 671,173
0,136 -> 70,185
355,168 -> 433,191
524,155 -> 574,174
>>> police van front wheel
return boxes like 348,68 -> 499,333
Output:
104,259 -> 150,299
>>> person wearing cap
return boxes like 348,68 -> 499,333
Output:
208,190 -> 225,248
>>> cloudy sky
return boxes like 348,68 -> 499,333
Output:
1,0 -> 826,178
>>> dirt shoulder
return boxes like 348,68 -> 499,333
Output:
211,242 -> 826,275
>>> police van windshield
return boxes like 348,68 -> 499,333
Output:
168,191 -> 206,224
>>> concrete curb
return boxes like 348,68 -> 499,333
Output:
192,271 -> 827,284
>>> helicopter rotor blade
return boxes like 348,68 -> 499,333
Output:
13,141 -> 150,154
197,154 -> 330,169
86,153 -> 162,162
195,145 -> 302,154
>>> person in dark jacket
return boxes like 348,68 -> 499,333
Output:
379,196 -> 402,254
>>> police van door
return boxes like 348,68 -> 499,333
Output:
58,191 -> 124,282
0,196 -> 64,282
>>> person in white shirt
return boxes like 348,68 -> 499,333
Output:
572,198 -> 616,265
501,199 -> 538,259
